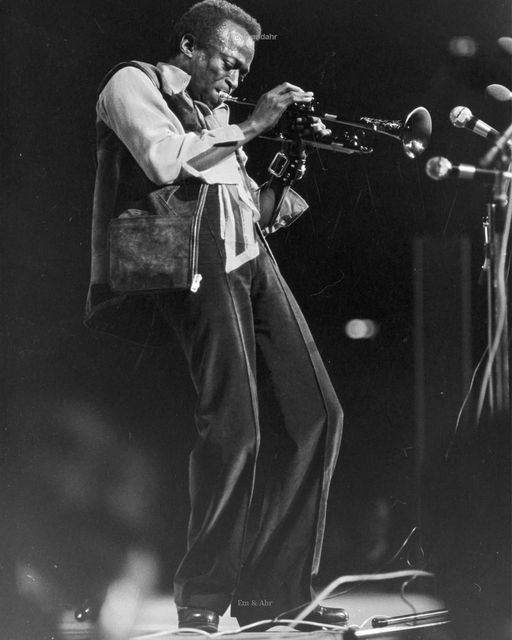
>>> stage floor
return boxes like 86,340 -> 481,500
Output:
58,586 -> 446,639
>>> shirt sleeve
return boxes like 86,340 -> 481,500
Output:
97,66 -> 244,185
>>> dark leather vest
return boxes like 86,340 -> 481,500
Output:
84,61 -> 207,346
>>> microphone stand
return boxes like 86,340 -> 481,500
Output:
481,142 -> 511,416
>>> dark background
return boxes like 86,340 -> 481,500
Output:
2,0 -> 511,600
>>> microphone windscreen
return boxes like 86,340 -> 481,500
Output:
449,106 -> 472,127
486,83 -> 512,102
425,156 -> 451,180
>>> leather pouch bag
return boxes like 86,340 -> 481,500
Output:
108,184 -> 208,293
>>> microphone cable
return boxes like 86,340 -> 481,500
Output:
475,171 -> 512,422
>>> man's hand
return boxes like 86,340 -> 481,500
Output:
189,84 -> 315,173
287,116 -> 332,140
239,83 -> 314,140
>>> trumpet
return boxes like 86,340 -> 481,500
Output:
221,94 -> 432,159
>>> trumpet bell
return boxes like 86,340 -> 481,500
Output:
401,106 -> 432,159
359,106 -> 432,158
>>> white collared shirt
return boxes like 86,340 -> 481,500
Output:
97,62 -> 260,272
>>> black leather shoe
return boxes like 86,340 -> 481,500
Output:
238,605 -> 349,632
178,606 -> 220,633
301,605 -> 349,628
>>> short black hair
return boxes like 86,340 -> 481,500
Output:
167,0 -> 261,58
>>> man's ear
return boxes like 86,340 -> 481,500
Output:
180,33 -> 196,59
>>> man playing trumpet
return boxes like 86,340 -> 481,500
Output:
86,0 -> 345,631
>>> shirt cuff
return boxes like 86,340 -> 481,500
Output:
210,124 -> 245,146
179,125 -> 245,183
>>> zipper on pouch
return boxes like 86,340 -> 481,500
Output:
190,273 -> 202,292
189,184 -> 208,292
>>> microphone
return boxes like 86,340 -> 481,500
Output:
498,36 -> 512,56
486,84 -> 512,102
449,106 -> 500,140
426,156 -> 512,182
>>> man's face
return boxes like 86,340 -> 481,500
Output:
187,20 -> 255,108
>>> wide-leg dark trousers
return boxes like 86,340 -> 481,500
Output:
156,196 -> 343,621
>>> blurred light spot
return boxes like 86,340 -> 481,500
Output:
449,36 -> 478,58
345,319 -> 379,340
